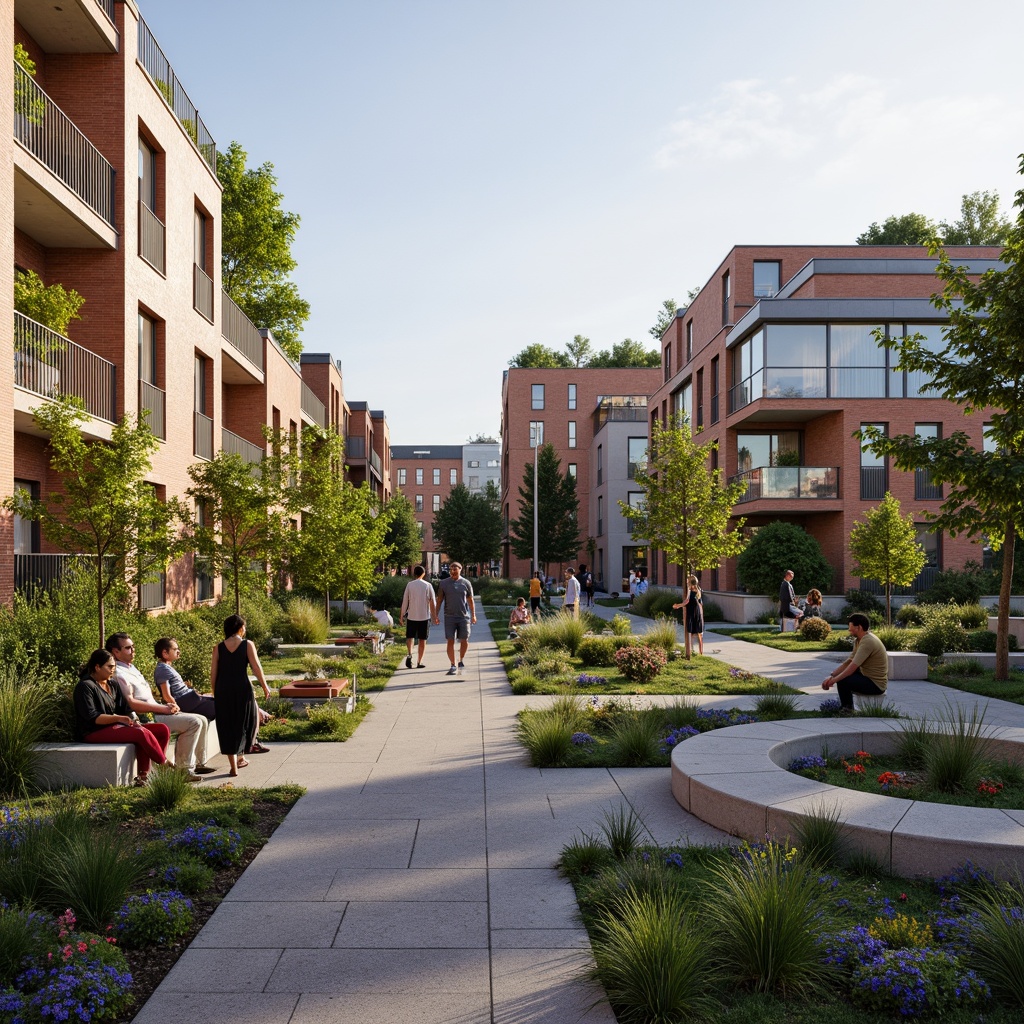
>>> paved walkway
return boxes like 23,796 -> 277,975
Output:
135,607 -> 1024,1024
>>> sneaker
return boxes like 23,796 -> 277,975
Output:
458,661 -> 465,674
406,655 -> 413,669
416,663 -> 425,668
447,665 -> 458,676
193,764 -> 216,775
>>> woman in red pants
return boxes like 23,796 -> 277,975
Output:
73,649 -> 170,785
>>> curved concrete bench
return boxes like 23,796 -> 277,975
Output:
671,719 -> 1024,878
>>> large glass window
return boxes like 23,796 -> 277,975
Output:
531,384 -> 544,410
730,329 -> 764,411
765,324 -> 825,398
415,495 -> 423,512
860,423 -> 886,499
673,381 -> 692,427
736,432 -> 800,472
903,323 -> 946,398
397,468 -> 406,485
138,138 -> 156,210
830,323 -> 886,397
628,437 -> 646,478
567,463 -> 577,478
139,313 -> 156,385
415,468 -> 423,485
753,261 -> 780,298
432,495 -> 440,511
915,424 -> 943,499
450,468 -> 458,484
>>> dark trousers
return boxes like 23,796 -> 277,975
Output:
836,670 -> 886,710
178,690 -> 216,721
84,722 -> 170,775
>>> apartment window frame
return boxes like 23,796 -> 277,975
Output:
860,423 -> 887,499
415,495 -> 423,512
721,270 -> 730,326
432,494 -> 440,512
531,383 -> 545,410
433,468 -> 440,485
415,468 -> 423,485
568,383 -> 577,410
530,421 -> 544,448
596,444 -> 603,485
568,421 -> 577,449
914,424 -> 943,500
710,356 -> 720,424
450,468 -> 458,485
567,462 -> 577,478
663,344 -> 671,382
753,260 -> 781,298
397,468 -> 406,486
686,319 -> 693,362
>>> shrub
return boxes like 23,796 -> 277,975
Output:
0,905 -> 49,988
159,857 -> 215,896
558,833 -> 613,877
896,603 -> 928,627
874,624 -> 915,651
518,615 -> 587,657
614,645 -> 667,684
145,764 -> 194,812
842,589 -> 885,615
753,682 -> 798,719
366,574 -> 409,612
915,618 -> 971,659
115,890 -> 194,948
935,657 -> 985,677
305,701 -> 345,734
792,801 -> 847,868
517,715 -> 574,768
606,710 -> 664,767
662,696 -> 700,731
207,590 -> 284,656
282,597 -> 329,644
954,603 -> 990,629
925,700 -> 994,793
867,912 -> 934,949
966,879 -> 1024,1006
917,566 -> 985,606
631,586 -> 678,620
509,675 -> 539,695
640,616 -> 678,654
0,664 -> 63,797
609,614 -> 632,637
967,629 -> 1017,653
577,637 -> 617,667
702,600 -> 724,622
164,821 -> 243,868
825,631 -> 855,653
895,717 -> 933,771
799,618 -> 831,641
598,805 -> 648,860
736,521 -> 833,598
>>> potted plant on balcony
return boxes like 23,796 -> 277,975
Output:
13,270 -> 85,395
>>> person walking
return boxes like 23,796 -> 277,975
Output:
778,569 -> 804,630
673,575 -> 705,656
821,613 -> 888,714
563,567 -> 581,618
400,565 -> 437,669
578,563 -> 594,608
529,572 -> 544,616
434,561 -> 476,675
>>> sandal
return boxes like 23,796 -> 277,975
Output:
236,757 -> 250,769
247,742 -> 270,753
132,774 -> 149,787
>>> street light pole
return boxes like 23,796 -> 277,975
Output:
532,423 -> 542,577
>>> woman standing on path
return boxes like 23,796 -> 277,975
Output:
673,576 -> 705,656
211,614 -> 270,777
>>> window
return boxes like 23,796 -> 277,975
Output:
696,368 -> 704,429
672,381 -> 692,427
568,383 -> 577,410
915,425 -> 943,499
417,521 -> 424,536
532,384 -> 545,410
764,324 -> 826,400
710,356 -> 720,424
627,492 -> 644,533
568,421 -> 577,448
860,423 -> 887,499
753,261 -> 780,298
628,437 -> 646,478
450,468 -> 458,485
468,475 -> 479,490
730,330 -> 764,411
567,463 -> 577,478
138,138 -> 156,211
415,495 -> 423,512
664,344 -> 671,382
193,206 -> 213,321
983,423 -> 1001,453
13,480 -> 38,555
139,312 -> 157,385
736,432 -> 800,472
903,324 -> 945,398
194,208 -> 207,272
433,468 -> 440,485
487,459 -> 499,468
468,460 -> 480,468
916,527 -> 940,584
194,355 -> 207,413
194,500 -> 213,601
597,495 -> 604,536
415,468 -> 423,485
721,270 -> 730,326
829,324 -> 885,398
686,320 -> 693,362
138,136 -> 164,273
530,421 -> 544,447
597,444 -> 603,485
397,468 -> 406,485
432,494 -> 440,511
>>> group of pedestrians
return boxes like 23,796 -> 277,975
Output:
398,562 -> 477,676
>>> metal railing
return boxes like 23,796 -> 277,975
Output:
221,291 -> 264,369
138,200 -> 165,273
346,436 -> 366,459
15,553 -> 78,594
592,404 -> 647,432
300,381 -> 327,428
94,0 -> 117,25
14,63 -> 116,227
193,264 -> 213,322
139,573 -> 166,610
915,469 -> 943,501
730,466 -> 839,503
15,312 -> 116,421
860,466 -> 887,500
194,411 -> 213,460
137,18 -> 217,172
222,428 -> 264,464
860,566 -> 940,597
370,449 -> 382,476
138,379 -> 166,439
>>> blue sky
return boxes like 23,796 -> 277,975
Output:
142,0 -> 1024,445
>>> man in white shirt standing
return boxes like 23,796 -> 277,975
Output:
563,567 -> 581,619
399,565 -> 437,669
106,632 -> 211,780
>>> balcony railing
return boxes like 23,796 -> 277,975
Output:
730,466 -> 839,503
193,264 -> 213,322
138,200 -> 165,274
15,553 -> 78,594
300,381 -> 327,428
137,18 -> 217,172
915,468 -> 943,501
592,403 -> 648,433
222,428 -> 264,465
15,312 -> 116,421
94,0 -> 116,25
860,466 -> 887,500
194,411 -> 213,460
346,436 -> 366,460
14,63 -> 116,227
370,449 -> 382,476
138,379 -> 166,439
860,566 -> 940,597
221,291 -> 264,369
139,573 -> 166,610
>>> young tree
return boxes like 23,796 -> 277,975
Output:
186,440 -> 294,616
856,212 -> 936,245
218,140 -> 310,362
508,343 -> 572,368
848,492 -> 926,624
3,397 -> 188,647
649,299 -> 678,340
619,414 -> 747,658
382,492 -> 422,571
325,480 -> 394,615
735,521 -> 833,599
565,334 -> 592,368
939,190 -> 1012,246
860,156 -> 1024,678
431,484 -> 474,564
465,480 -> 503,568
509,444 -> 581,570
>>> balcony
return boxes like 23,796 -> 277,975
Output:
13,0 -> 118,55
346,436 -> 367,460
592,399 -> 648,433
370,449 -> 382,477
137,18 -> 216,172
14,312 -> 116,423
15,553 -> 77,595
300,381 -> 327,428
730,466 -> 839,503
138,379 -> 166,439
193,264 -> 214,322
221,291 -> 264,380
222,428 -> 264,465
138,200 -> 165,274
13,63 -> 117,248
194,411 -> 213,460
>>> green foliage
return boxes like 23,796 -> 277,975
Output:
218,140 -> 310,361
507,343 -> 572,368
305,701 -> 346,735
631,586 -> 678,620
965,879 -> 1024,1006
381,492 -> 421,569
925,700 -> 994,792
518,614 -> 587,657
163,857 -> 215,896
591,889 -> 717,1024
895,603 -> 928,627
800,618 -> 832,641
918,565 -> 986,605
610,614 -> 632,636
867,912 -> 934,949
871,624 -> 913,651
895,716 -> 933,770
649,298 -> 678,341
558,833 -> 613,877
282,596 -> 329,644
13,42 -> 36,76
915,617 -> 971,658
516,713 -> 575,767
606,709 -> 664,767
752,682 -> 798,719
614,645 -> 667,684
587,337 -> 661,367
367,574 -> 410,612
940,189 -> 1012,245
640,617 -> 679,654
145,764 -> 194,812
841,589 -> 885,615
0,905 -> 49,987
115,890 -> 194,948
968,628 -> 1017,653
577,636 -> 617,667
0,664 -> 70,796
736,521 -> 832,598
509,444 -> 581,566
13,269 -> 85,337
792,802 -> 847,868
598,805 -> 648,860
848,492 -> 926,622
856,211 -> 935,245
432,483 -> 502,567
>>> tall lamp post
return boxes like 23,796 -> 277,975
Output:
532,423 -> 543,577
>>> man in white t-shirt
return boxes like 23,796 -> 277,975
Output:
400,565 -> 437,669
563,567 -> 581,618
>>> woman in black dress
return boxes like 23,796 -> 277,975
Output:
673,576 -> 705,657
210,614 -> 271,776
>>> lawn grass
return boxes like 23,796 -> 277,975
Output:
258,693 -> 374,742
261,638 -> 402,690
713,627 -> 842,654
928,665 -> 1024,706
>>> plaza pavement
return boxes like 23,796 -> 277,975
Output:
134,603 -> 1024,1024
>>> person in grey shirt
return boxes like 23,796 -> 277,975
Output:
434,562 -> 476,676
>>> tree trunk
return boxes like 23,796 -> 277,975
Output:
885,582 -> 892,626
996,522 -> 1015,681
233,561 -> 241,615
324,590 -> 331,624
96,564 -> 105,650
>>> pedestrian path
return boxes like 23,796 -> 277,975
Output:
135,605 -> 1024,1024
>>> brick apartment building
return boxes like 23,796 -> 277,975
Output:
2,0 -> 381,610
651,245 -> 1003,596
391,441 -> 500,573
500,366 -> 661,583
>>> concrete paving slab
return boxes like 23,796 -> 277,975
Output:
223,861 -> 339,903
332,900 -> 489,947
291,992 -> 490,1024
490,948 -> 617,1024
132,991 -> 300,1024
192,901 -> 346,948
324,868 -> 487,902
157,947 -> 283,991
491,927 -> 592,949
409,819 -> 488,868
489,869 -> 581,929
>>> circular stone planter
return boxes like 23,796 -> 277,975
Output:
670,719 -> 1024,879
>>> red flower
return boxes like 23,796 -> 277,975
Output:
899,893 -> 908,902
